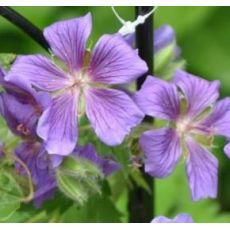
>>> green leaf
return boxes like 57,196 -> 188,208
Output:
0,170 -> 23,221
57,156 -> 103,205
129,168 -> 151,194
156,160 -> 230,223
61,194 -> 123,223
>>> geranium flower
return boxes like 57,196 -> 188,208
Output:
5,13 -> 147,156
151,213 -> 193,223
134,69 -> 230,201
0,65 -> 50,139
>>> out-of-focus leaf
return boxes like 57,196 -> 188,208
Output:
0,170 -> 23,221
61,194 -> 123,223
156,157 -> 230,223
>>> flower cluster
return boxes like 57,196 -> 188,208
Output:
0,11 -> 230,222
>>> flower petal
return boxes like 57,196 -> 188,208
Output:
201,98 -> 230,138
154,25 -> 175,53
224,142 -> 230,159
73,144 -> 120,176
15,141 -> 56,208
88,34 -> 148,84
44,13 -> 92,72
37,91 -> 78,156
140,128 -> 182,178
0,92 -> 39,137
5,55 -> 68,92
173,69 -> 220,118
0,65 -> 5,78
151,213 -> 193,223
85,88 -> 144,146
186,138 -> 218,201
134,76 -> 180,120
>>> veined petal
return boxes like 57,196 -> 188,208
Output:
5,55 -> 68,92
44,13 -> 92,72
88,34 -> 148,84
85,88 -> 144,146
134,76 -> 180,120
201,98 -> 230,138
140,128 -> 182,178
151,213 -> 193,223
186,138 -> 218,201
37,91 -> 78,156
173,69 -> 220,118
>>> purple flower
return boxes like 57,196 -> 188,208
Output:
0,65 -> 50,139
125,24 -> 180,58
151,213 -> 193,223
73,144 -> 120,176
6,13 -> 147,156
15,141 -> 56,208
134,69 -> 230,201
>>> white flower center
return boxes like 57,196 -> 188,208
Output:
69,71 -> 90,89
176,117 -> 191,136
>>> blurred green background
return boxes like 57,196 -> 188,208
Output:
1,6 -> 230,223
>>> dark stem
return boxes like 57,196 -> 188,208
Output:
0,6 -> 50,51
128,6 -> 154,223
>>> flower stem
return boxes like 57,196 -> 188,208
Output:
13,154 -> 34,203
0,6 -> 50,51
128,6 -> 154,223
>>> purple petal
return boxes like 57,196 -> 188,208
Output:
85,88 -> 144,146
186,138 -> 218,201
151,213 -> 193,223
73,144 -> 120,176
224,142 -> 230,159
88,34 -> 148,85
201,98 -> 230,138
0,92 -> 39,137
134,76 -> 180,120
1,67 -> 51,108
123,33 -> 135,46
5,55 -> 68,92
37,91 -> 78,156
154,24 -> 175,53
15,142 -> 56,208
0,65 -> 5,78
44,13 -> 92,72
173,70 -> 220,118
140,128 -> 182,178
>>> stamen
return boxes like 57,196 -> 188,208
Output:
17,123 -> 31,136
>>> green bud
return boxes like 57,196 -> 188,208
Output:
154,42 -> 176,74
56,156 -> 103,205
